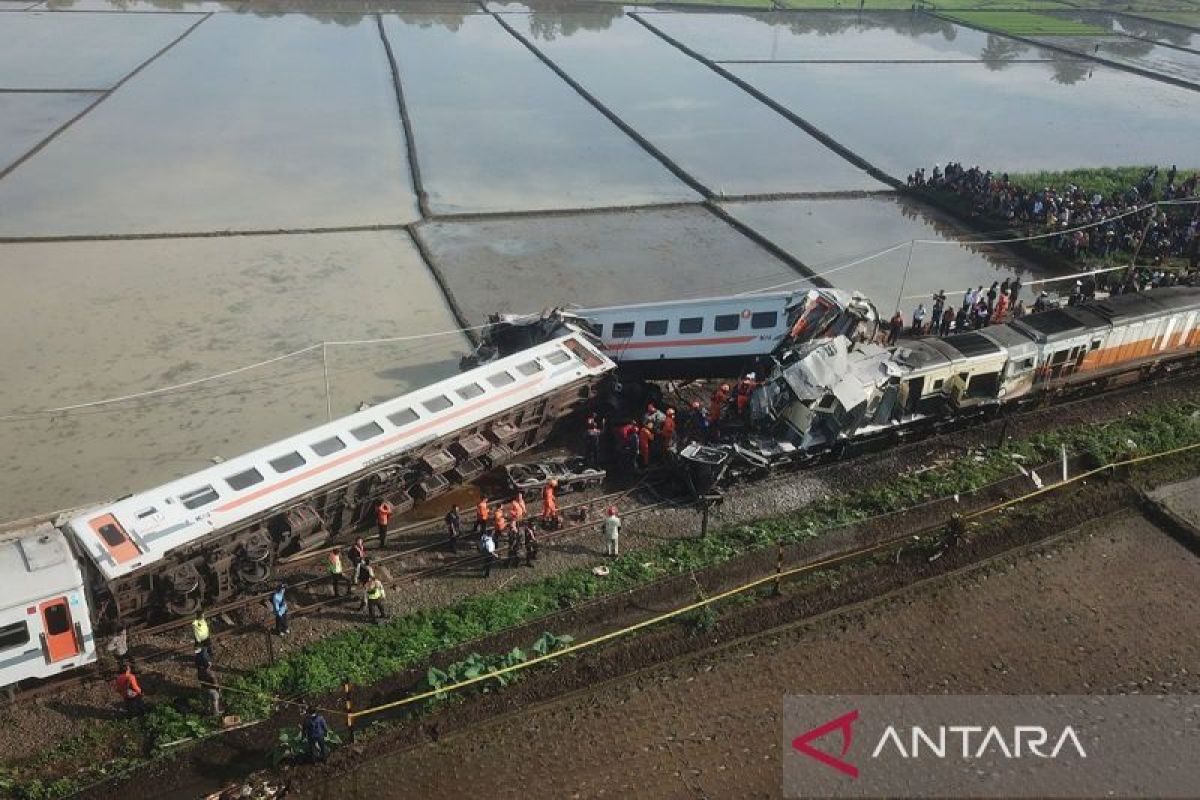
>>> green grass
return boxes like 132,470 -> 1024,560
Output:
1130,11 -> 1200,28
940,10 -> 1111,34
8,402 -> 1200,799
1005,165 -> 1199,198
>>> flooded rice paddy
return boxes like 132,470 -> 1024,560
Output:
728,59 -> 1200,176
0,4 -> 1193,517
0,231 -> 466,519
722,196 -> 1038,309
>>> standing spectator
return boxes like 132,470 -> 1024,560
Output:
113,663 -> 146,717
191,609 -> 211,661
444,504 -> 462,553
376,500 -> 393,548
479,530 -> 498,577
887,311 -> 904,346
348,536 -> 367,584
525,525 -> 540,568
584,413 -> 603,467
271,583 -> 289,636
326,548 -> 347,598
365,576 -> 387,623
302,706 -> 330,763
689,400 -> 708,443
911,303 -> 926,335
197,664 -> 222,718
603,506 -> 621,558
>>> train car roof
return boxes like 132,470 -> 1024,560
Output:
1012,305 -> 1109,342
0,525 -> 84,609
978,323 -> 1039,351
577,290 -> 801,316
1090,285 -> 1200,321
63,331 -> 612,583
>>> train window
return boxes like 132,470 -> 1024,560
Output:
932,379 -> 944,391
487,371 -> 516,388
1090,339 -> 1102,351
97,523 -> 125,547
679,317 -> 703,334
1049,350 -> 1069,366
751,311 -> 778,330
179,485 -> 219,510
562,338 -> 607,369
457,382 -> 485,400
645,320 -> 668,336
423,396 -> 453,413
611,322 -> 635,339
225,468 -> 264,491
43,604 -> 70,637
592,324 -> 603,337
545,350 -> 571,366
387,409 -> 419,428
517,360 -> 544,377
0,621 -> 29,652
136,507 -> 157,520
311,435 -> 347,455
269,452 -> 306,474
714,314 -> 740,332
351,421 -> 384,441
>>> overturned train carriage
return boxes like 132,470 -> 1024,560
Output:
53,330 -> 612,629
736,286 -> 1200,468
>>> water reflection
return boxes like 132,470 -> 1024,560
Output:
0,230 -> 466,518
0,10 -> 201,89
0,92 -> 100,170
638,10 -> 1066,63
1060,10 -> 1200,50
721,195 -> 1039,311
0,13 -> 420,237
728,60 -> 1200,177
381,12 -> 694,214
1035,27 -> 1200,85
417,206 -> 803,324
511,13 -> 880,194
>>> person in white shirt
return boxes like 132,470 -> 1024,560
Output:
480,531 -> 498,578
603,506 -> 621,558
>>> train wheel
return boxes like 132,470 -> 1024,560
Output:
164,563 -> 202,617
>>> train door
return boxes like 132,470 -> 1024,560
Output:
38,596 -> 80,664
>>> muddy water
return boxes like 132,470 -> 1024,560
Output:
0,11 -> 201,89
0,231 -> 467,520
640,10 -> 1065,62
1035,34 -> 1200,85
721,195 -> 1039,311
508,12 -> 881,195
416,206 -> 801,324
0,13 -> 419,238
380,13 -> 696,214
0,92 -> 99,170
728,60 -> 1200,178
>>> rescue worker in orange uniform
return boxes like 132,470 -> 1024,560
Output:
736,374 -> 756,416
509,491 -> 527,526
638,423 -> 654,468
376,501 -> 393,548
493,507 -> 509,539
114,663 -> 146,717
475,497 -> 491,535
709,383 -> 729,425
660,407 -> 677,457
541,479 -> 560,528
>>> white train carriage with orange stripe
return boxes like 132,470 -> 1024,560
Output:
576,289 -> 879,380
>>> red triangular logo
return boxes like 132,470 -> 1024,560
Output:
792,709 -> 860,779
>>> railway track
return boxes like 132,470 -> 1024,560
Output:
5,365 -> 1199,707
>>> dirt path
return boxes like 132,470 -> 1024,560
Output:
298,510 -> 1200,799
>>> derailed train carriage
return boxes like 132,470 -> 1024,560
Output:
0,330 -> 612,687
710,286 -> 1200,479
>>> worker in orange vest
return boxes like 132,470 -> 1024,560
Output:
475,497 -> 491,535
494,507 -> 509,538
114,663 -> 146,717
541,479 -> 560,528
510,491 -> 527,525
638,423 -> 654,468
660,407 -> 677,456
376,501 -> 393,548
709,383 -> 729,425
736,374 -> 756,416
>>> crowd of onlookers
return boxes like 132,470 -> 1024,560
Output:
908,163 -> 1200,270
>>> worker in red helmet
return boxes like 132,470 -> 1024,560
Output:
644,402 -> 665,433
541,479 -> 560,528
603,506 -> 621,557
660,407 -> 677,457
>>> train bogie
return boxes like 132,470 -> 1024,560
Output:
0,526 -> 96,688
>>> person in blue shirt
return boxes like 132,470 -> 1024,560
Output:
302,705 -> 329,763
272,583 -> 289,636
